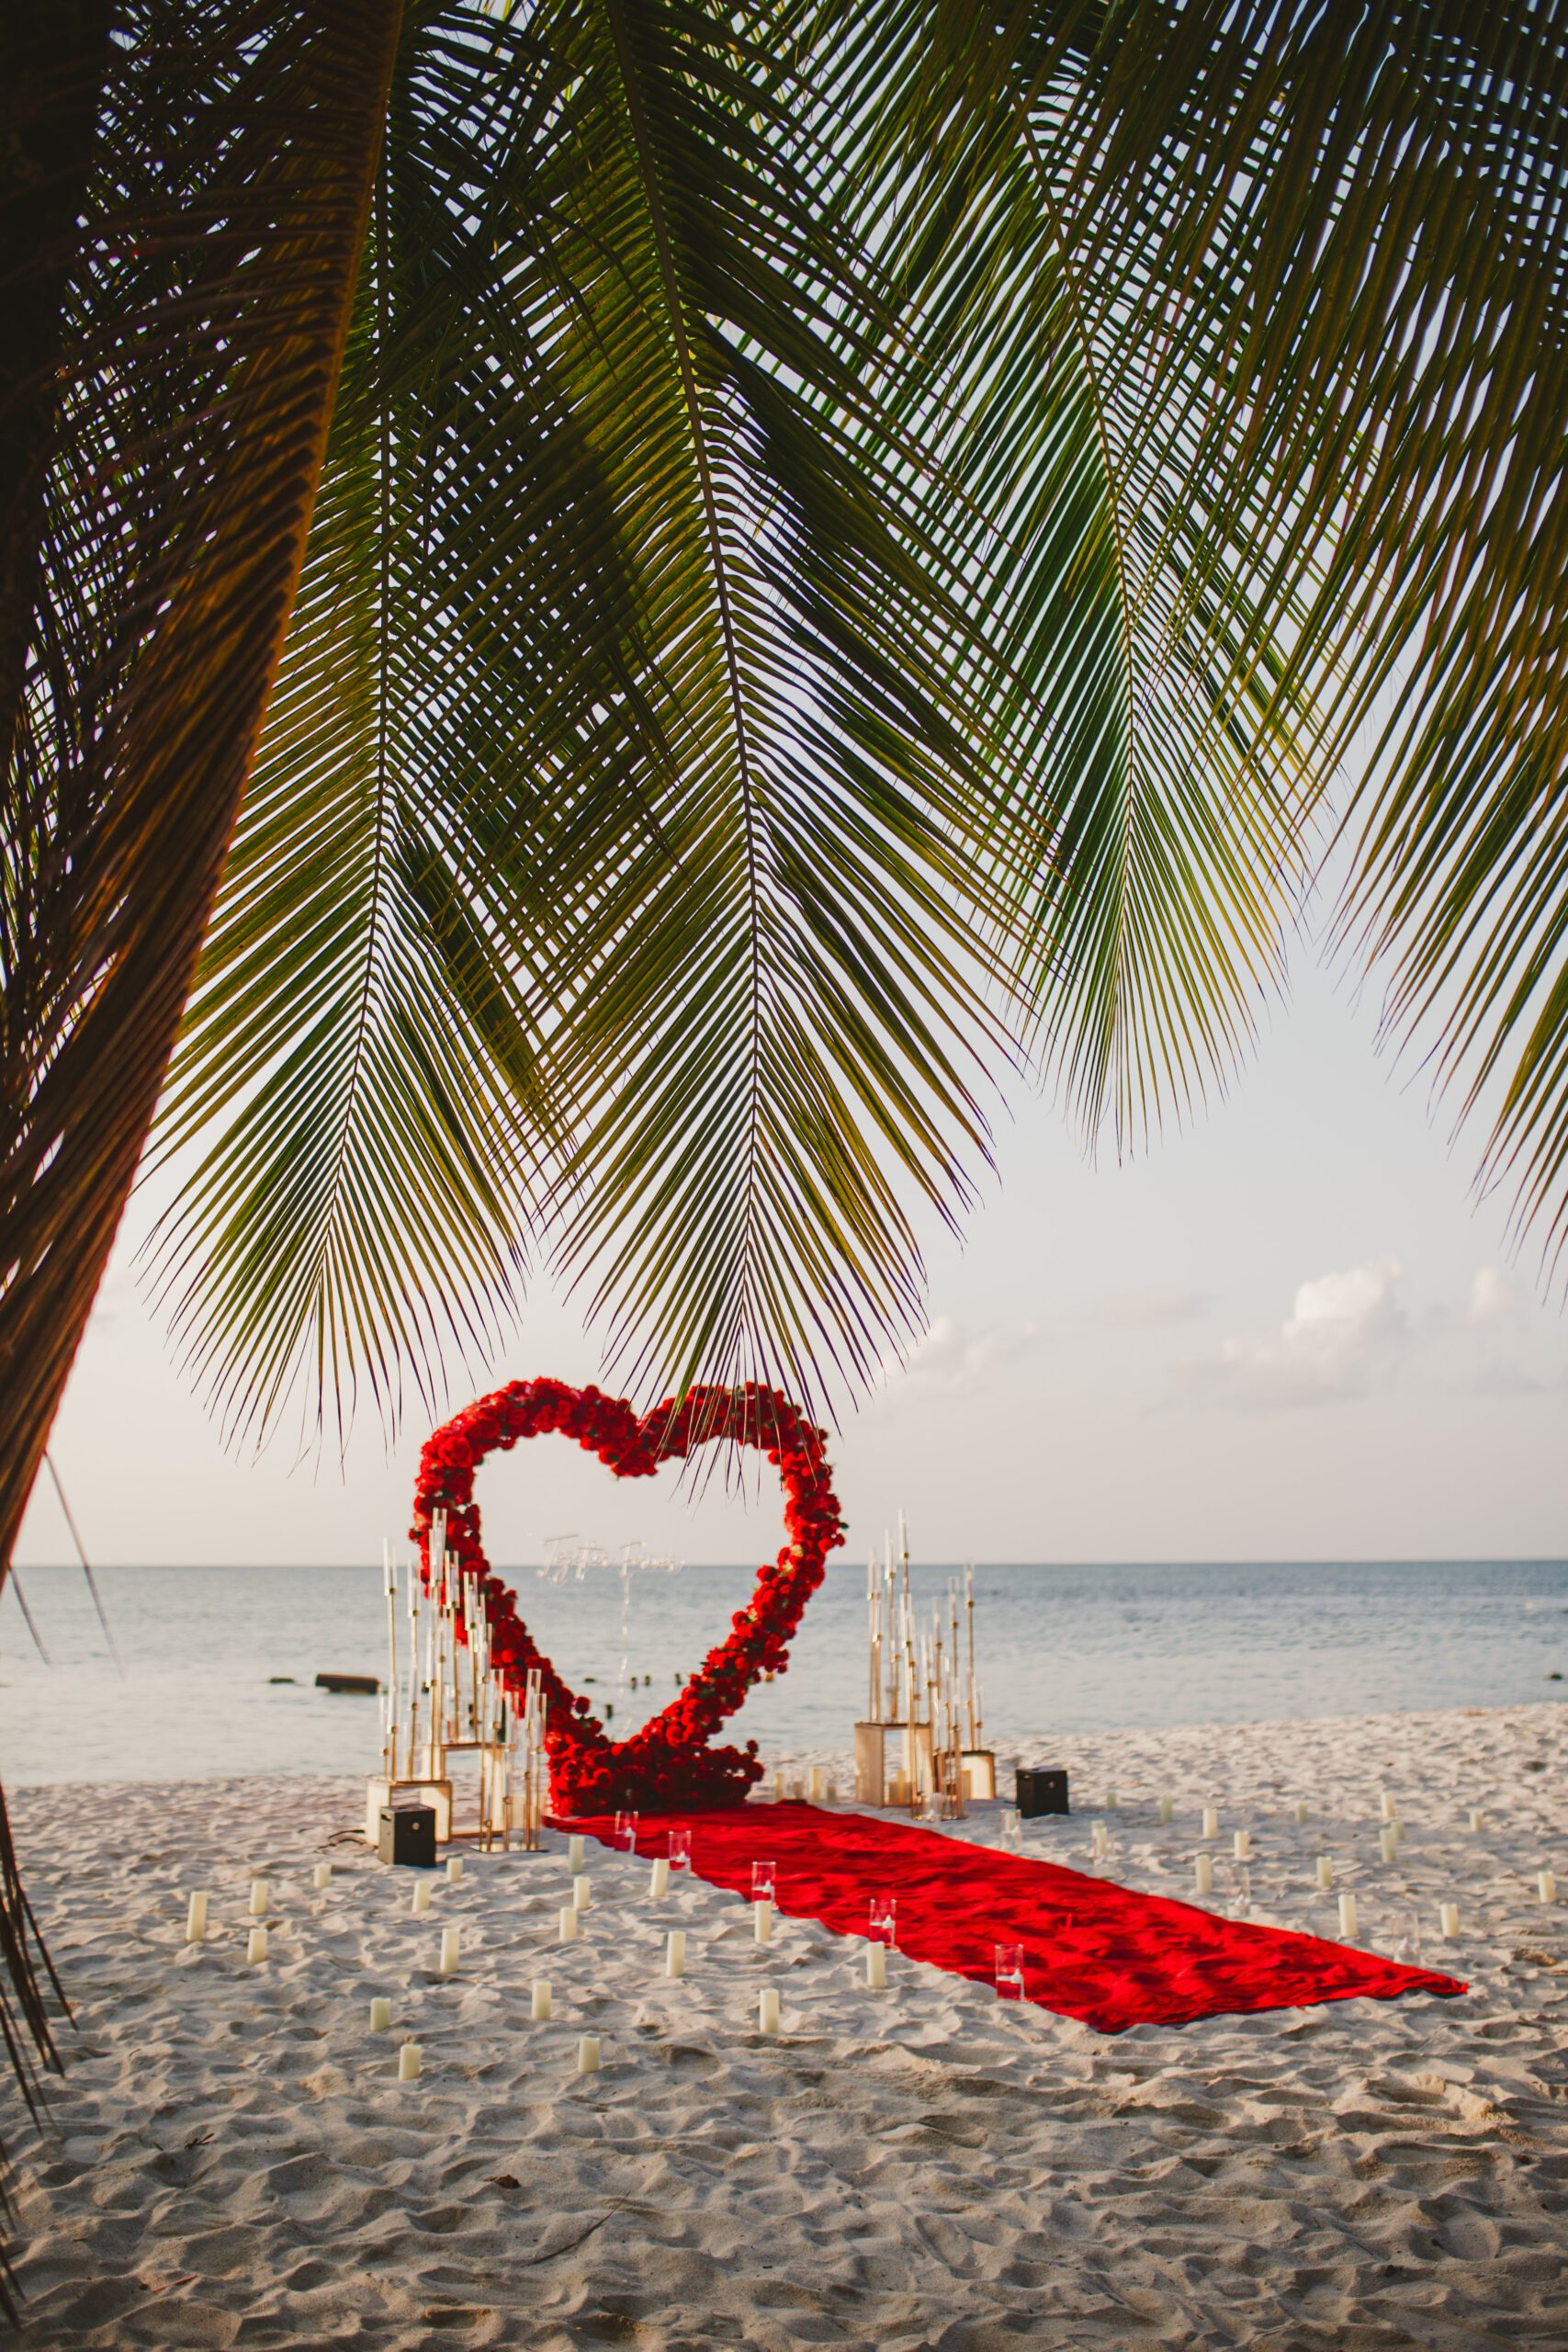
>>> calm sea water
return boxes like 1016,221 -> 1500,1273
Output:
2,1559 -> 1565,1787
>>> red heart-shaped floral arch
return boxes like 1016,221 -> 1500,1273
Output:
411,1378 -> 844,1814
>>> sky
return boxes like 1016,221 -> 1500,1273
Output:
16,925 -> 1566,1573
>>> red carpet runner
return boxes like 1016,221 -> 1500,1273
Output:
569,1803 -> 1464,2034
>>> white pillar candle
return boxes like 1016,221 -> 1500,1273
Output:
1194,1854 -> 1213,1896
1381,1792 -> 1397,1822
1233,1830 -> 1251,1861
1315,1855 -> 1334,1891
438,1926 -> 460,1975
246,1925 -> 268,1962
1292,1800 -> 1308,1825
412,1882 -> 432,1916
1201,1808 -> 1218,1839
665,1930 -> 685,1978
1091,1822 -> 1109,1859
759,1986 -> 780,2035
1106,1786 -> 1118,1810
1439,1901 -> 1460,1938
1468,1808 -> 1485,1833
558,1905 -> 581,1942
249,1878 -> 268,1917
569,1836 -> 585,1871
369,1996 -> 391,2031
1539,1871 -> 1557,1904
826,1781 -> 839,1806
1379,1826 -> 1397,1865
865,1941 -> 886,1991
577,2035 -> 600,2074
312,1863 -> 332,1891
446,1856 -> 464,1885
808,1767 -> 823,1802
753,1899 -> 773,1945
531,1979 -> 552,2021
185,1891 -> 208,1944
773,1770 -> 785,1800
398,2041 -> 422,2082
1157,1796 -> 1173,1825
572,1874 -> 592,1911
649,1858 -> 670,1898
1337,1892 -> 1358,1939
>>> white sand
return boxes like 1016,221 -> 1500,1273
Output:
6,1701 -> 1566,2348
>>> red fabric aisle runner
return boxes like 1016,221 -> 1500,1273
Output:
566,1803 -> 1464,2034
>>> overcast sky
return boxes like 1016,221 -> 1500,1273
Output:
16,939 -> 1566,1571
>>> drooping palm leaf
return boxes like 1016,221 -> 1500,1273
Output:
916,0 -> 1568,1246
152,0 -> 1079,1428
0,0 -> 401,2144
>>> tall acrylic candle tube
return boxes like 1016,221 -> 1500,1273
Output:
186,1891 -> 209,1944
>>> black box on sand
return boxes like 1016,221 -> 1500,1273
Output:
1016,1767 -> 1068,1817
378,1804 -> 437,1868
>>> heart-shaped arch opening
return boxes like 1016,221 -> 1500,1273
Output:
412,1379 -> 845,1813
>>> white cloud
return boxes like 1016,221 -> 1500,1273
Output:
1174,1256 -> 1407,1410
884,1314 -> 1042,1397
1467,1266 -> 1519,1324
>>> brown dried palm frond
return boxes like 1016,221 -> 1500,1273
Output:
0,0 -> 402,2275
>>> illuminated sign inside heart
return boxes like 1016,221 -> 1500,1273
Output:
412,1378 -> 844,1813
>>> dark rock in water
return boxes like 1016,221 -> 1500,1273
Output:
1548,1672 -> 1562,1681
268,1676 -> 297,1685
314,1671 -> 379,1695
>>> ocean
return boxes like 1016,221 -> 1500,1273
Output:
3,1557 -> 1564,1787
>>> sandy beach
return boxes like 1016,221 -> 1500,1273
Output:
6,1700 -> 1565,2348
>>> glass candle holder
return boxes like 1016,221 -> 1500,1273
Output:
668,1827 -> 693,1874
868,1893 -> 897,1948
751,1860 -> 776,1903
995,1941 -> 1025,2001
613,1810 -> 639,1855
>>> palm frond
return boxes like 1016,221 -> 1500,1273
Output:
918,0 -> 1568,1252
0,0 -> 398,2164
152,0 -> 1077,1427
